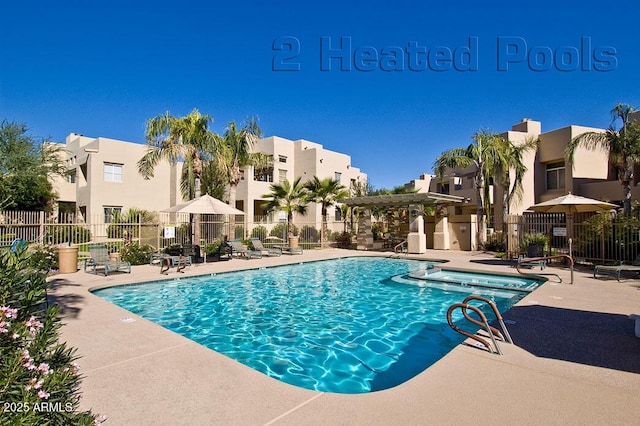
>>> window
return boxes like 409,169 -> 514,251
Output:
334,172 -> 342,183
104,206 -> 122,223
278,169 -> 287,185
104,163 -> 123,182
66,170 -> 76,184
437,183 -> 450,195
278,155 -> 287,163
254,166 -> 273,182
546,162 -> 565,190
335,207 -> 342,221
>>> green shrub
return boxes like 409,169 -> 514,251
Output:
300,225 -> 319,243
45,225 -> 91,245
27,243 -> 58,272
270,223 -> 298,239
335,232 -> 353,248
520,232 -> 549,254
234,225 -> 245,240
250,226 -> 268,240
0,247 -> 105,424
120,242 -> 155,265
204,240 -> 221,256
483,231 -> 506,252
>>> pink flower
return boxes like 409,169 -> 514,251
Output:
25,316 -> 43,335
37,363 -> 50,375
0,306 -> 18,319
37,390 -> 49,399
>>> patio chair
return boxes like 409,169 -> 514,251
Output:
251,238 -> 282,257
282,245 -> 303,255
594,254 -> 640,281
229,240 -> 262,259
84,243 -> 131,276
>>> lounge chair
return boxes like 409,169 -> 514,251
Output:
84,243 -> 131,276
229,240 -> 262,259
282,245 -> 303,255
594,255 -> 640,281
251,238 -> 282,257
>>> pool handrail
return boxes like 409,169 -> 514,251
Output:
516,254 -> 574,284
446,303 -> 502,355
461,295 -> 513,344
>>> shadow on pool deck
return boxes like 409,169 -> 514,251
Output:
506,304 -> 640,373
47,277 -> 87,319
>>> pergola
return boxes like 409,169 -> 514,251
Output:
341,192 -> 469,251
342,192 -> 468,208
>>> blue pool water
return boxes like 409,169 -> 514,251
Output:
93,257 -> 543,393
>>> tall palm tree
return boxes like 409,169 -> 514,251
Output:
137,109 -> 218,242
433,129 -> 496,247
485,136 -> 539,232
216,117 -> 272,210
137,109 -> 217,199
262,177 -> 310,239
304,177 -> 349,248
566,103 -> 640,215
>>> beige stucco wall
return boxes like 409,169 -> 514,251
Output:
58,133 -> 184,222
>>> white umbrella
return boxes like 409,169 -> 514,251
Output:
527,192 -> 617,214
164,194 -> 245,215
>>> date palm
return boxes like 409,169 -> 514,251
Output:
137,109 -> 218,241
433,130 -> 495,247
215,117 -> 272,209
485,136 -> 539,232
566,103 -> 640,215
262,177 -> 310,239
305,177 -> 349,247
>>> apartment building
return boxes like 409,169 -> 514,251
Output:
405,113 -> 640,229
235,136 -> 367,223
52,133 -> 366,226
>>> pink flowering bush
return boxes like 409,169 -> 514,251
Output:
0,245 -> 105,424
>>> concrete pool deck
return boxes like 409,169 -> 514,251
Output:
50,249 -> 640,425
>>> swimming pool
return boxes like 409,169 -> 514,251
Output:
93,257 -> 543,394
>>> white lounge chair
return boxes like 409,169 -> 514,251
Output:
84,243 -> 131,276
251,238 -> 282,257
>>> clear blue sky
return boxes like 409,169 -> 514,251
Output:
1,1 -> 638,190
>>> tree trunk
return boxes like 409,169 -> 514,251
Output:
475,176 -> 486,250
321,205 -> 328,248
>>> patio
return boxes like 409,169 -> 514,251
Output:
51,249 -> 640,425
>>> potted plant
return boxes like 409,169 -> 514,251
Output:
522,233 -> 548,258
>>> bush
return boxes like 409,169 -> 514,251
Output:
300,225 -> 319,243
250,226 -> 268,240
27,243 -> 58,272
520,232 -> 549,255
483,231 -> 506,252
45,225 -> 91,245
270,223 -> 298,239
234,225 -> 245,240
335,232 -> 353,248
0,247 -> 105,424
120,242 -> 155,265
204,240 -> 221,257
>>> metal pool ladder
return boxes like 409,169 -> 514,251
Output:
446,295 -> 513,355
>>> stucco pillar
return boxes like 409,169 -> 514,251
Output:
433,207 -> 450,250
356,208 -> 373,250
407,215 -> 426,254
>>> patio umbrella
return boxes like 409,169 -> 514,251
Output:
163,194 -> 245,215
527,192 -> 617,258
527,192 -> 617,214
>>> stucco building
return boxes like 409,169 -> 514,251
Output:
51,133 -> 366,228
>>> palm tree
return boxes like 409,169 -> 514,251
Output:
433,130 -> 496,247
137,109 -> 217,199
485,136 -> 539,232
566,103 -> 640,215
262,177 -> 310,240
216,117 -> 272,210
137,109 -> 218,242
304,177 -> 349,248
